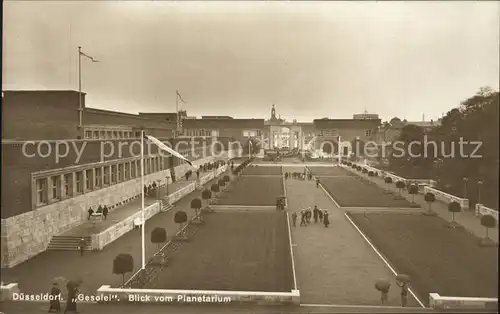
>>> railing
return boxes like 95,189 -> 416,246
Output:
429,293 -> 497,310
424,186 -> 469,210
475,204 -> 499,222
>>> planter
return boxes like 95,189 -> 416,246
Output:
173,234 -> 190,242
150,253 -> 168,266
422,211 -> 438,216
478,238 -> 498,247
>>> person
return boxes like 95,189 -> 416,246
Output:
78,238 -> 86,257
48,283 -> 61,312
102,206 -> 108,220
64,284 -> 78,313
87,207 -> 93,220
196,170 -> 200,179
318,209 -> 323,222
323,211 -> 330,228
299,210 -> 307,227
96,205 -> 103,214
276,198 -> 282,211
291,212 -> 297,227
401,282 -> 408,307
316,178 -> 320,188
144,185 -> 148,197
313,206 -> 319,223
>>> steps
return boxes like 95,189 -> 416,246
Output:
161,199 -> 174,212
47,236 -> 92,251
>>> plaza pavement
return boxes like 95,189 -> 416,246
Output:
1,170 -> 230,297
346,166 -> 498,243
283,166 -> 421,307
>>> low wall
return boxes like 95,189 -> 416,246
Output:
1,154 -> 218,268
475,204 -> 499,222
0,283 -> 20,301
97,285 -> 300,305
91,201 -> 161,250
424,186 -> 469,210
429,293 -> 498,310
353,164 -> 436,190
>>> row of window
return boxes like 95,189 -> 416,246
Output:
33,144 -> 205,207
84,129 -> 138,140
183,129 -> 215,137
317,130 -> 373,137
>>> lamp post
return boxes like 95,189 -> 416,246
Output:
165,176 -> 170,198
156,179 -> 161,199
477,179 -> 483,204
462,177 -> 468,199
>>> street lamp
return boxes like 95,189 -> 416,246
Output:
477,179 -> 483,204
165,176 -> 170,197
462,177 -> 468,199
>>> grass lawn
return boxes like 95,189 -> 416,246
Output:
148,211 -> 294,292
218,176 -> 284,205
348,213 -> 498,304
307,166 -> 355,177
242,166 -> 283,175
321,177 -> 415,208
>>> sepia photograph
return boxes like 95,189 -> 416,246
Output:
1,1 -> 498,313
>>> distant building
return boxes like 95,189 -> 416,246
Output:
201,116 -> 233,119
353,110 -> 379,120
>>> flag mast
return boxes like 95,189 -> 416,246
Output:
140,129 -> 146,269
78,46 -> 82,128
175,89 -> 179,137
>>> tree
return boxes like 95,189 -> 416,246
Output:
151,227 -> 167,250
223,175 -> 230,183
368,171 -> 374,176
190,198 -> 202,219
448,201 -> 461,227
480,215 -> 496,240
408,184 -> 419,203
202,188 -> 212,204
424,192 -> 436,213
211,183 -> 220,194
218,178 -> 225,189
395,181 -> 406,195
362,168 -> 369,174
384,177 -> 393,184
113,254 -> 134,285
174,210 -> 188,233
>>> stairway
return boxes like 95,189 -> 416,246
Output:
161,199 -> 174,212
47,236 -> 92,251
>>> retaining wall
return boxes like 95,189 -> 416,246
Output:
429,293 -> 498,310
424,186 -> 469,210
475,204 -> 499,223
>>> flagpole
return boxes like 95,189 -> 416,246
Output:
78,46 -> 82,128
176,90 -> 179,134
141,130 -> 146,270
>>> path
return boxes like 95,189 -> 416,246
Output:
1,170 -> 230,297
283,167 -> 419,307
61,179 -> 192,236
347,166 -> 499,243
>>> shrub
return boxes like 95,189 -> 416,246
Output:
480,215 -> 497,239
362,168 -> 369,173
211,183 -> 220,193
113,254 -> 134,285
384,177 -> 393,184
424,192 -> 435,212
368,171 -> 374,176
151,228 -> 167,250
218,178 -> 225,187
448,201 -> 461,225
223,175 -> 230,182
201,189 -> 212,200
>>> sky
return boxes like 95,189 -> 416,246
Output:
2,1 -> 499,122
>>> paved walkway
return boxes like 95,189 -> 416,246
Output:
283,167 -> 420,307
1,170 -> 230,297
345,166 -> 499,243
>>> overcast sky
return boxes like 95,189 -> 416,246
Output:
3,1 -> 499,122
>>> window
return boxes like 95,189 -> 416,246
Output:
50,176 -> 60,200
104,167 -> 110,185
100,131 -> 106,139
135,131 -> 141,138
131,161 -> 136,178
365,129 -> 373,137
75,172 -> 83,193
107,131 -> 112,139
64,174 -> 72,196
36,178 -> 47,205
95,167 -> 102,188
93,131 -> 99,139
124,163 -> 130,180
111,165 -> 117,183
124,132 -> 129,139
85,131 -> 92,139
118,164 -> 123,182
86,169 -> 93,190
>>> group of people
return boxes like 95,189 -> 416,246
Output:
291,205 -> 330,228
87,205 -> 109,220
284,171 -> 313,181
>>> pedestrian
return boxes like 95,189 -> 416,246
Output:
306,208 -> 312,223
299,211 -> 307,226
196,170 -> 200,179
64,284 -> 78,313
48,283 -> 61,312
97,205 -> 103,214
318,209 -> 323,222
87,207 -> 93,220
78,238 -> 86,257
102,206 -> 108,220
313,206 -> 319,223
291,212 -> 297,227
323,211 -> 330,228
316,178 -> 320,188
144,185 -> 148,197
400,282 -> 409,307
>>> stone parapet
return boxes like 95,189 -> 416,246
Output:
475,204 -> 499,222
429,293 -> 498,310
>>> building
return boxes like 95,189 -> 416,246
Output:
377,117 -> 442,143
0,90 -> 231,268
353,110 -> 379,120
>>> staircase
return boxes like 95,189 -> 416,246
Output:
161,199 -> 174,212
47,236 -> 92,251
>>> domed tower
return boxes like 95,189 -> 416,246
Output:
271,104 -> 277,121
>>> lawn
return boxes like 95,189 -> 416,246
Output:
147,211 -> 294,292
242,166 -> 283,176
320,177 -> 415,208
348,213 -> 498,304
218,176 -> 284,206
307,166 -> 355,177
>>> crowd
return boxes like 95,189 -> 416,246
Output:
291,205 -> 330,228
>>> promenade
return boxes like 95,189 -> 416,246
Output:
347,166 -> 498,243
283,167 -> 420,307
1,170 -> 229,297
